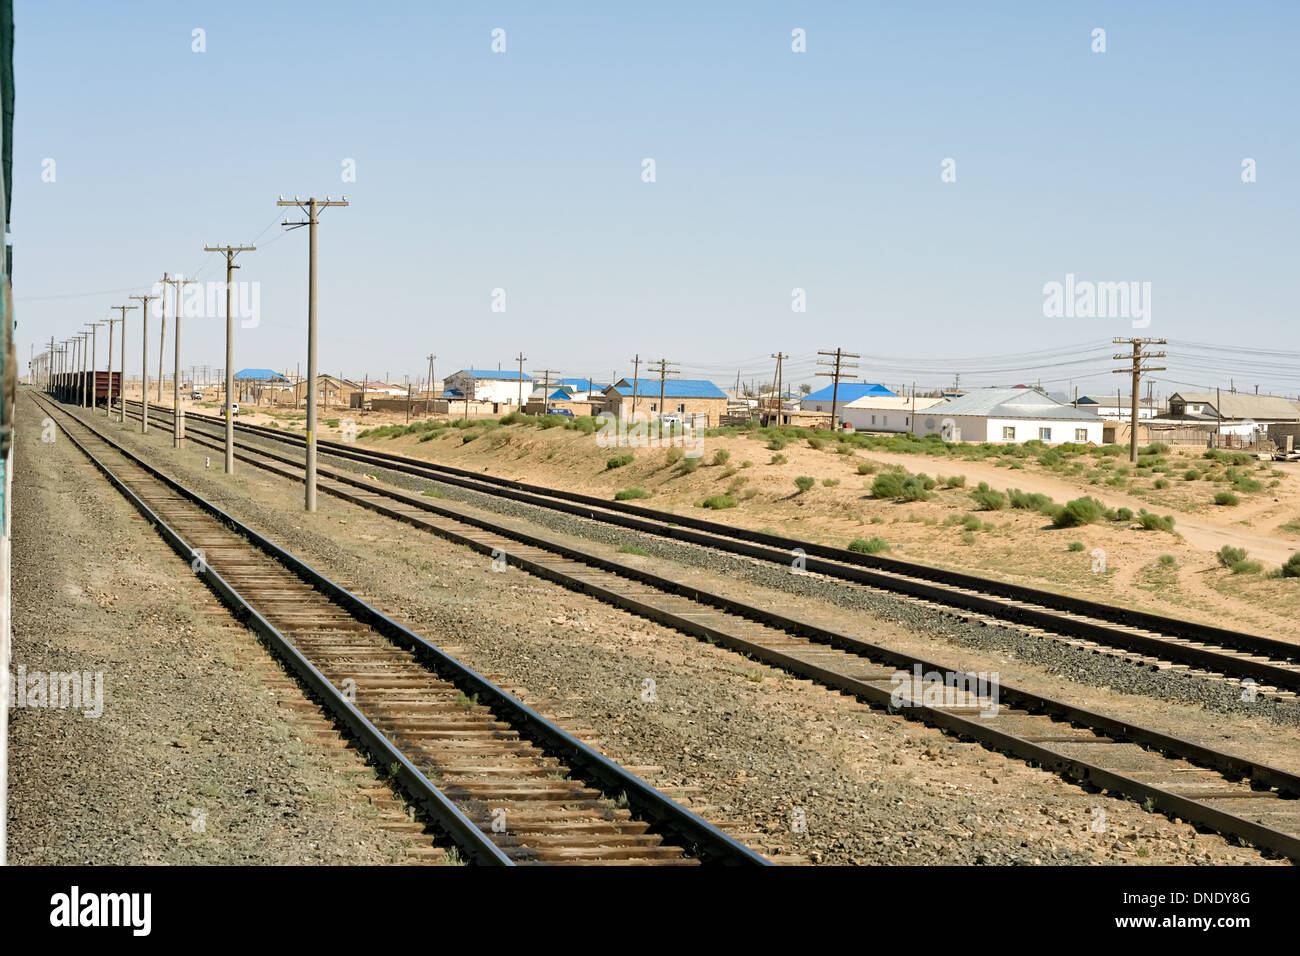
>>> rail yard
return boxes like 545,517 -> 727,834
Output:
5,2 -> 1298,941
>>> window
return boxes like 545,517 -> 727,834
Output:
677,403 -> 685,413
871,415 -> 876,425
649,403 -> 657,412
1075,428 -> 1087,442
882,416 -> 888,426
1039,427 -> 1051,441
1002,426 -> 1016,441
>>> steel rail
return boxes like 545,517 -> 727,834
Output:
40,394 -> 767,866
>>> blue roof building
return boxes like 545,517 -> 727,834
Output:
801,382 -> 897,404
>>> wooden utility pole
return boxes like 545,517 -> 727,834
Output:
162,275 -> 198,446
1112,337 -> 1167,463
204,244 -> 257,471
647,358 -> 678,425
156,273 -> 169,403
629,354 -> 641,416
277,194 -> 348,512
533,369 -> 559,414
515,352 -> 527,409
129,293 -> 158,431
816,347 -> 860,432
427,354 -> 437,414
85,322 -> 103,408
109,304 -> 136,422
769,352 -> 788,425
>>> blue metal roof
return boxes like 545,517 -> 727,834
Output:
610,379 -> 727,399
234,368 -> 290,382
802,383 -> 898,403
556,378 -> 607,391
458,369 -> 532,381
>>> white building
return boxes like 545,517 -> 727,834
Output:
1077,395 -> 1161,419
442,369 -> 534,406
915,387 -> 1104,445
841,395 -> 944,433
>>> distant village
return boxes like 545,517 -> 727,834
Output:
205,366 -> 1300,454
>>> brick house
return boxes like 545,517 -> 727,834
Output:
602,379 -> 728,426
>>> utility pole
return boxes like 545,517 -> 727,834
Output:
816,348 -> 860,432
156,273 -> 170,402
515,352 -> 526,409
110,304 -> 136,422
1112,337 -> 1167,463
163,274 -> 198,446
769,352 -> 788,425
648,358 -> 679,426
278,194 -> 348,512
129,293 -> 158,432
204,244 -> 257,473
75,333 -> 87,408
533,369 -> 559,414
427,354 -> 437,415
630,354 -> 641,416
85,322 -> 102,409
103,320 -> 117,415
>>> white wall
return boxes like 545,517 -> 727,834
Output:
445,373 -> 531,406
842,406 -> 918,433
915,415 -> 1102,445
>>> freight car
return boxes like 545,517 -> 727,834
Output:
50,371 -> 121,407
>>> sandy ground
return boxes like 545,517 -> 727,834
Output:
8,393 -> 425,864
75,396 -> 1289,865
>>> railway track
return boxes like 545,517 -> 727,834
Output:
103,397 -> 1300,860
124,398 -> 1300,699
36,394 -> 767,866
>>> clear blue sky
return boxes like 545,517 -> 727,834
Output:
11,1 -> 1299,398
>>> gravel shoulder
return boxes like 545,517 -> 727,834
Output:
7,394 -> 418,864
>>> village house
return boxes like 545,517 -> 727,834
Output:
915,387 -> 1103,444
799,383 -> 899,417
602,379 -> 728,426
442,369 -> 534,406
841,394 -> 945,433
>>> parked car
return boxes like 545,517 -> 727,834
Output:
545,407 -> 574,417
190,389 -> 203,400
222,402 -> 240,417
659,412 -> 684,427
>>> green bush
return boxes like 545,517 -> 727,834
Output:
848,536 -> 890,554
969,482 -> 1007,511
665,446 -> 684,464
1137,510 -> 1175,532
794,475 -> 815,493
1067,541 -> 1085,552
711,449 -> 731,466
767,437 -> 787,451
1114,507 -> 1134,521
1213,491 -> 1240,506
822,478 -> 840,487
1158,554 -> 1176,567
1234,477 -> 1263,493
1140,442 -> 1170,455
1051,496 -> 1106,528
1153,478 -> 1169,490
1007,488 -> 1053,511
944,474 -> 966,488
615,487 -> 651,501
899,474 -> 933,501
1217,545 -> 1248,567
1183,469 -> 1200,481
856,461 -> 878,475
606,453 -> 634,470
770,453 -> 788,465
962,514 -> 982,531
677,456 -> 701,474
1283,553 -> 1300,578
1230,559 -> 1263,575
700,494 -> 737,510
871,471 -> 907,498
